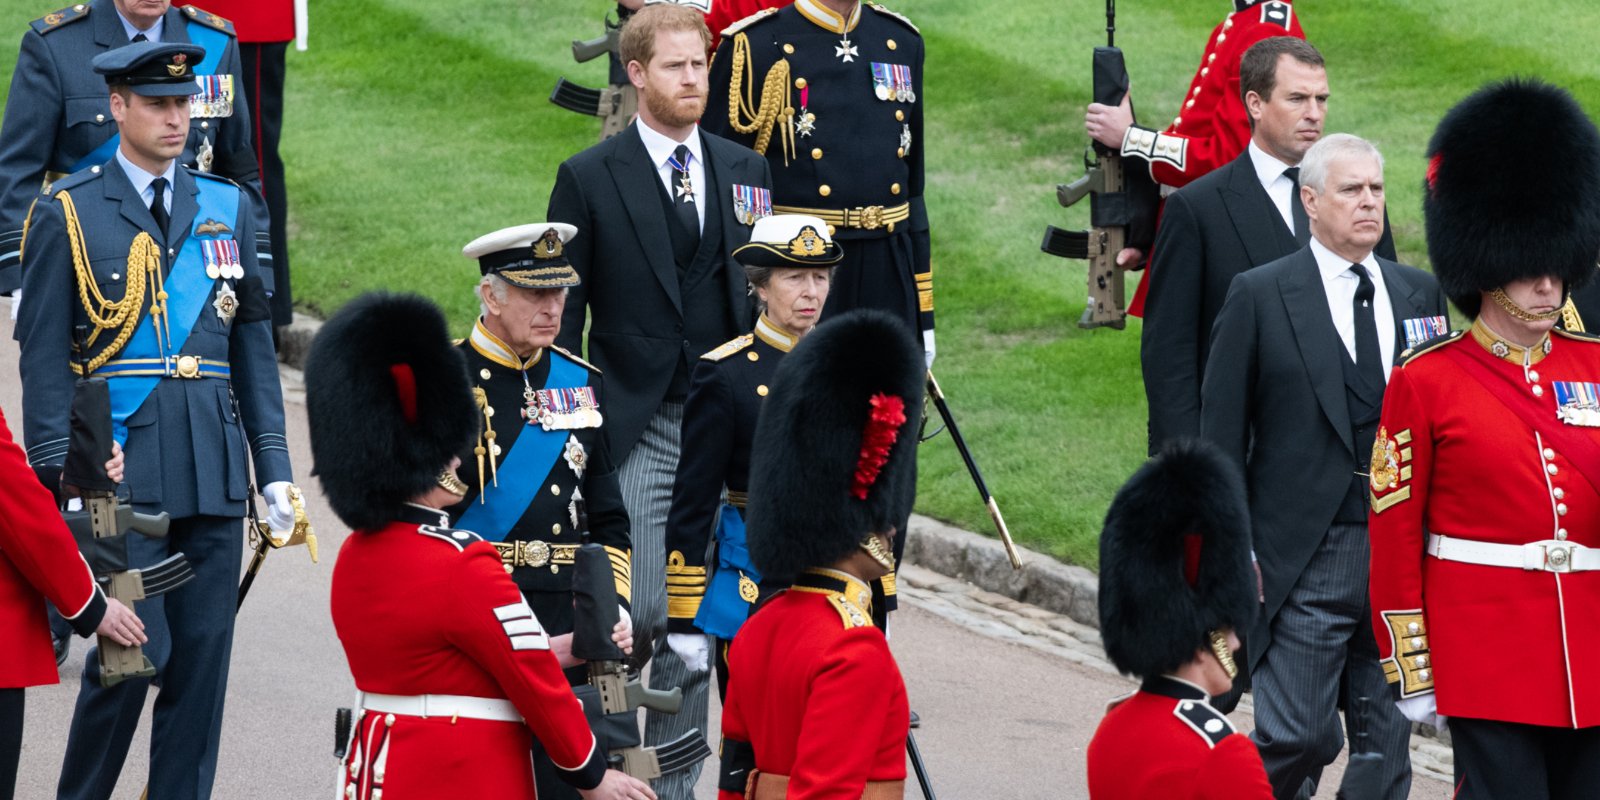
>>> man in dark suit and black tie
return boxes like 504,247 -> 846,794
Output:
546,5 -> 771,798
1202,133 -> 1445,800
1141,36 -> 1396,455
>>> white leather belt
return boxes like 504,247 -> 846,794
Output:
357,692 -> 522,723
1427,533 -> 1600,573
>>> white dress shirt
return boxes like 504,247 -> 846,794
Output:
116,149 -> 178,216
116,9 -> 165,42
636,118 -> 706,233
1247,140 -> 1299,237
1311,236 -> 1395,381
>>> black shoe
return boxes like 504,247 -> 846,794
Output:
53,634 -> 69,668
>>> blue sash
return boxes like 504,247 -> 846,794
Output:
70,21 -> 230,174
102,178 -> 238,444
454,352 -> 587,541
695,504 -> 763,639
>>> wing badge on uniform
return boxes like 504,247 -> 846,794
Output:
195,218 -> 232,236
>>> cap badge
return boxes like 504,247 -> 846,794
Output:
536,229 -> 564,260
168,53 -> 189,77
788,226 -> 827,257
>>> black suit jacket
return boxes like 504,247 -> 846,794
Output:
1199,246 -> 1447,673
1141,150 -> 1396,454
548,124 -> 771,460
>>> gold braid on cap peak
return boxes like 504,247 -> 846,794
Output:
727,33 -> 794,164
58,190 -> 167,373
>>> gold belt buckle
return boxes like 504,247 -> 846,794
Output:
523,540 -> 551,568
858,205 -> 884,230
174,354 -> 201,379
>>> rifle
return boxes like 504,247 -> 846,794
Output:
570,491 -> 712,778
60,325 -> 191,687
549,9 -> 637,142
1040,0 -> 1158,331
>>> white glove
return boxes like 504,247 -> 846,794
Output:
922,329 -> 936,370
8,289 -> 19,321
667,632 -> 710,673
262,481 -> 296,533
1395,694 -> 1446,730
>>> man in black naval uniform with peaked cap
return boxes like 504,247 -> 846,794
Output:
15,42 -> 300,800
0,0 -> 271,299
448,222 -> 644,800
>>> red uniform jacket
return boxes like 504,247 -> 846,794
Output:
719,569 -> 908,800
1126,0 -> 1303,317
179,1 -> 294,43
331,505 -> 607,799
1086,677 -> 1273,799
705,0 -> 792,53
0,406 -> 104,689
1369,323 -> 1600,728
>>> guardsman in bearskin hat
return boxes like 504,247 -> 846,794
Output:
307,293 -> 654,800
447,222 -> 645,800
1086,439 -> 1272,799
715,310 -> 921,799
663,213 -> 839,703
1367,79 -> 1600,798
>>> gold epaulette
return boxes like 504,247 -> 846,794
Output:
865,2 -> 920,35
1379,611 -> 1434,697
1396,329 -> 1463,367
31,4 -> 88,34
701,334 -> 754,362
826,593 -> 871,629
181,4 -> 236,35
1560,297 -> 1586,333
720,7 -> 778,37
1554,326 -> 1600,343
550,344 -> 602,373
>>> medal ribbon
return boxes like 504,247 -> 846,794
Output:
694,503 -> 765,639
453,351 -> 587,541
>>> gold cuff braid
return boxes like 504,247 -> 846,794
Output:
1380,611 -> 1435,697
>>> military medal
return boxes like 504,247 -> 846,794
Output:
563,435 -> 587,478
189,74 -> 234,119
212,281 -> 238,323
197,136 -> 214,174
792,86 -> 817,138
731,184 -> 772,225
1402,316 -> 1450,349
900,123 -> 913,156
834,33 -> 858,63
738,573 -> 759,603
1554,381 -> 1600,426
668,150 -> 694,204
200,239 -> 243,281
526,386 -> 604,430
871,63 -> 892,101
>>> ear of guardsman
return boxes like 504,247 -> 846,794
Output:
745,310 -> 923,585
305,292 -> 478,531
1098,438 -> 1256,680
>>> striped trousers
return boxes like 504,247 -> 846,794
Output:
619,402 -> 710,800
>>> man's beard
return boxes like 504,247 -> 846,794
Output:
643,88 -> 706,130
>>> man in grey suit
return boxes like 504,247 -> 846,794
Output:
0,0 -> 270,299
13,42 -> 300,800
1202,134 -> 1443,799
546,5 -> 770,798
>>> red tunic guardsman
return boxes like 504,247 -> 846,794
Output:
1085,440 -> 1272,800
306,293 -> 654,800
1367,79 -> 1600,799
716,310 -> 922,800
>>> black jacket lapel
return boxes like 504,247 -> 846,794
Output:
1221,153 -> 1296,267
608,125 -> 683,313
1278,248 -> 1355,455
1379,257 -> 1430,361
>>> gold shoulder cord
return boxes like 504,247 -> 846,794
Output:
57,190 -> 168,374
473,386 -> 498,501
727,32 -> 795,164
1562,297 -> 1585,332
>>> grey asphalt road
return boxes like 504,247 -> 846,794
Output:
2,302 -> 1453,799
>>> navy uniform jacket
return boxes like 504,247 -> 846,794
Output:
446,323 -> 633,640
0,0 -> 270,294
703,1 -> 932,333
663,316 -> 794,634
14,159 -> 290,518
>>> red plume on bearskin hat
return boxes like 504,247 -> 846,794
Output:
745,310 -> 924,582
1424,78 -> 1600,318
1098,439 -> 1256,678
305,293 -> 477,531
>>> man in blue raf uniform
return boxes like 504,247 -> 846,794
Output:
13,42 -> 301,800
663,214 -> 839,701
704,0 -> 934,368
449,222 -> 639,800
0,0 -> 270,299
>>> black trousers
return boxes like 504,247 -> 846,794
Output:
1451,717 -> 1600,799
239,42 -> 292,327
0,688 -> 22,800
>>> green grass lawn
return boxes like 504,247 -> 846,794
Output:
3,0 -> 1597,567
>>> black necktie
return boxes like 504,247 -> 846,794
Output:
131,32 -> 147,42
149,177 -> 170,237
1351,264 -> 1384,389
1285,166 -> 1310,246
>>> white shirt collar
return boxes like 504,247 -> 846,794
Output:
115,149 -> 178,208
116,8 -> 165,42
1247,139 -> 1297,192
636,118 -> 704,172
1309,236 -> 1380,283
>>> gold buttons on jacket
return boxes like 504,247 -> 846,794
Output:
795,77 -> 808,89
747,351 -> 760,361
784,43 -> 795,54
812,148 -> 823,160
887,39 -> 897,50
895,110 -> 905,121
819,184 -> 832,197
757,385 -> 769,396
897,148 -> 905,158
891,183 -> 901,195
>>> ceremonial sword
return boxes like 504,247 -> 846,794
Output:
925,371 -> 1023,570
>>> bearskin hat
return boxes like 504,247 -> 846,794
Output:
304,293 -> 477,531
1098,439 -> 1256,678
1424,78 -> 1600,318
746,311 -> 924,582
